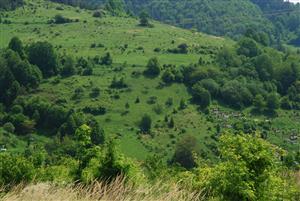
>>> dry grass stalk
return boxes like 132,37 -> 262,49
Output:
1,176 -> 205,201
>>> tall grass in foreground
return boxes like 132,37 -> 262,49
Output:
1,177 -> 205,201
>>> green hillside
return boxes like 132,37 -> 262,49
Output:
47,0 -> 300,44
1,0 -> 299,161
0,0 -> 230,159
0,0 -> 228,65
0,0 -> 300,200
124,0 -> 273,37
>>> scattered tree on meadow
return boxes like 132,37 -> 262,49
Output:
168,117 -> 175,128
177,43 -> 188,54
61,56 -> 76,77
90,87 -> 100,98
110,76 -> 127,88
144,57 -> 160,77
139,114 -> 152,133
53,14 -> 72,24
92,10 -> 103,18
139,11 -> 150,27
101,52 -> 113,65
172,135 -> 197,169
162,70 -> 175,83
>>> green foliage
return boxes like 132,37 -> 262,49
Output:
61,56 -> 76,77
90,87 -> 100,98
0,48 -> 42,105
276,62 -> 299,94
198,79 -> 219,98
191,83 -> 211,108
82,66 -> 93,76
3,122 -> 15,133
53,14 -> 72,24
254,54 -> 274,81
0,3 -> 300,198
105,0 -> 125,15
110,76 -> 127,89
168,117 -> 175,128
179,98 -> 187,110
80,141 -> 143,183
38,164 -> 76,183
162,70 -> 175,84
49,0 -> 300,43
217,46 -> 241,67
101,52 -> 113,65
11,105 -> 23,114
27,41 -> 58,77
93,10 -> 103,18
0,0 -> 23,10
139,11 -> 150,27
75,124 -> 92,147
168,43 -> 189,54
8,36 -> 24,58
253,94 -> 265,113
266,93 -> 280,113
183,133 -> 299,201
139,114 -> 152,133
244,28 -> 270,46
172,135 -> 197,169
144,57 -> 160,77
88,117 -> 105,145
220,80 -> 253,108
5,113 -> 35,135
0,153 -> 34,186
125,0 -> 274,38
237,38 -> 261,58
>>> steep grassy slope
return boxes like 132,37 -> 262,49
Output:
0,0 -> 230,160
0,0 -> 229,65
0,0 -> 299,162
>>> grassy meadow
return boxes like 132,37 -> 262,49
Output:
0,0 -> 299,163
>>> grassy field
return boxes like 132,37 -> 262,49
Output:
0,0 -> 299,162
0,0 -> 230,66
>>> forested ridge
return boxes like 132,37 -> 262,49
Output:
45,0 -> 300,44
0,0 -> 300,200
0,0 -> 24,10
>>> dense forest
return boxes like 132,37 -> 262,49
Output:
125,0 -> 300,43
0,0 -> 23,10
46,0 -> 300,44
0,0 -> 300,200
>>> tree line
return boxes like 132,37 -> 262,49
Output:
0,0 -> 23,10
